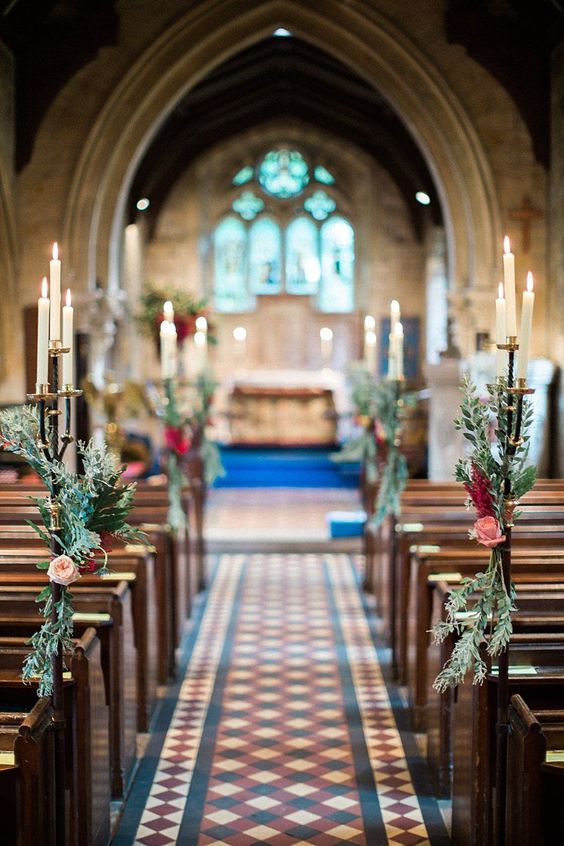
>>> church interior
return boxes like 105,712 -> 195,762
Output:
0,1 -> 563,844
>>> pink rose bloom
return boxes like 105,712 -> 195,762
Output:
473,516 -> 506,548
48,554 -> 81,586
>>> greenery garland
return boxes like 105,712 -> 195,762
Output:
160,372 -> 225,531
331,363 -> 379,483
432,376 -> 535,691
0,405 -> 144,696
371,381 -> 416,527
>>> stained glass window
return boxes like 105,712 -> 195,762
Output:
314,165 -> 335,185
286,217 -> 320,295
258,149 -> 309,198
233,166 -> 254,186
304,190 -> 337,221
213,216 -> 254,312
249,217 -> 282,294
232,190 -> 264,220
318,217 -> 354,313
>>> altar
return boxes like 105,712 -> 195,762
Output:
225,369 -> 348,446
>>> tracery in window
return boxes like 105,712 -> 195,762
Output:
213,148 -> 355,313
258,149 -> 309,198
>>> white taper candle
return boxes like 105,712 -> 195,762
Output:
36,278 -> 50,387
62,289 -> 74,387
503,237 -> 517,337
516,272 -> 535,381
49,242 -> 61,341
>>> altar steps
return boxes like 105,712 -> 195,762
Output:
215,446 -> 359,488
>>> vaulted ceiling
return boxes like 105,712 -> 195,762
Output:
1,0 -> 563,239
127,35 -> 441,239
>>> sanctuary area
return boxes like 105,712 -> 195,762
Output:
0,2 -> 563,845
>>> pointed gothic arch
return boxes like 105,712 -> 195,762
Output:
62,0 -> 501,351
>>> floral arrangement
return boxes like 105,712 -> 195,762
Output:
371,380 -> 416,527
0,405 -> 143,696
137,286 -> 214,346
432,376 -> 535,691
331,362 -> 378,482
158,372 -> 225,531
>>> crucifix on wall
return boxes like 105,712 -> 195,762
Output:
508,195 -> 543,253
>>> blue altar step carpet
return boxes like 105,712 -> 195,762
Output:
215,446 -> 360,488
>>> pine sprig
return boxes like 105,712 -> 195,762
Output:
0,405 -> 145,696
433,375 -> 535,690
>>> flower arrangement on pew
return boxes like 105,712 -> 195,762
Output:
0,411 -> 142,697
370,379 -> 417,527
330,362 -> 379,483
432,375 -> 535,690
137,285 -> 215,347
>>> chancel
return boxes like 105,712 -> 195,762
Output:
0,2 -> 563,845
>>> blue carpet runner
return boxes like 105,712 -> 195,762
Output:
215,447 -> 360,488
113,554 -> 449,845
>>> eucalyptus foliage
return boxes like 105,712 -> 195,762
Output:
0,405 -> 143,696
432,376 -> 536,691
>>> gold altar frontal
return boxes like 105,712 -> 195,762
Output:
229,385 -> 337,446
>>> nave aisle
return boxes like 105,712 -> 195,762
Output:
113,493 -> 450,845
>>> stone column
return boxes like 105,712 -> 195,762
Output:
424,357 -> 466,480
550,38 -> 564,474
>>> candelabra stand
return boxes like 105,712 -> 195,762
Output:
389,377 -> 404,679
27,342 -> 82,846
493,336 -> 534,846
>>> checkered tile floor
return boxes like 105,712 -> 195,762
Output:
114,554 -> 448,845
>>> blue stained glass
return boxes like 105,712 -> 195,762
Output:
232,190 -> 264,220
233,166 -> 254,186
304,190 -> 337,221
314,165 -> 335,185
249,216 -> 282,294
318,216 -> 355,313
286,216 -> 320,295
258,149 -> 309,198
213,216 -> 255,312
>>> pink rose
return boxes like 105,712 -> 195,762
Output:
473,516 -> 506,549
47,555 -> 81,586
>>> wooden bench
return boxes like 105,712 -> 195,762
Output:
0,627 -> 110,846
451,634 -> 564,846
507,694 -> 564,846
0,581 -> 135,799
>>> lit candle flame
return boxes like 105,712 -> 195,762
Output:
52,242 -> 58,261
66,288 -> 72,307
498,282 -> 504,299
163,300 -> 174,321
365,330 -> 377,345
41,277 -> 48,298
364,315 -> 375,331
503,236 -> 511,255
526,271 -> 534,292
391,299 -> 400,312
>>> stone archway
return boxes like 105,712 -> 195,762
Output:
63,0 -> 502,354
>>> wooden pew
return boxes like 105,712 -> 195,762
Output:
0,581 -> 135,799
0,548 -> 158,733
451,633 -> 564,845
507,694 -> 564,846
406,546 -> 564,729
0,697 -> 56,846
0,627 -> 110,846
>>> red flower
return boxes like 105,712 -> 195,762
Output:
463,463 -> 494,519
165,425 -> 191,456
78,559 -> 97,574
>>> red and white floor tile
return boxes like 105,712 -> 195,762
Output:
114,552 -> 448,845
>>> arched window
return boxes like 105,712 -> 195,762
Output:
249,217 -> 282,294
319,217 -> 354,313
214,148 -> 354,312
286,216 -> 320,295
214,216 -> 254,313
